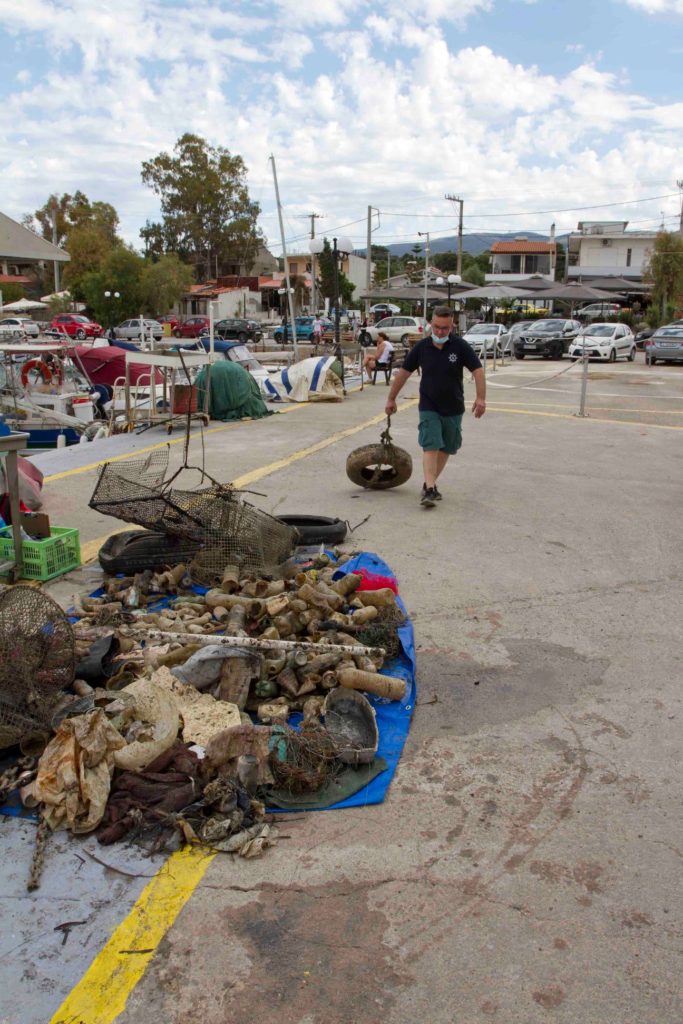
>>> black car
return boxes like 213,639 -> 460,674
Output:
215,318 -> 262,343
514,318 -> 582,359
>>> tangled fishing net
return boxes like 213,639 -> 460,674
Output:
0,587 -> 75,749
269,723 -> 342,794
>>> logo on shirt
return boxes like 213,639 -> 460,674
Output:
448,353 -> 458,363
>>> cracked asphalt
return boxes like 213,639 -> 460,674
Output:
3,353 -> 682,1024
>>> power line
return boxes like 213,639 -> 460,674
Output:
379,191 -> 680,219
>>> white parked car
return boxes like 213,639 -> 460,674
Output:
463,322 -> 510,357
577,303 -> 623,321
0,316 -> 40,338
363,316 -> 429,344
113,318 -> 164,342
569,323 -> 636,362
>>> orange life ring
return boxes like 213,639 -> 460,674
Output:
21,356 -> 63,387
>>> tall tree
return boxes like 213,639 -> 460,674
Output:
142,253 -> 194,315
141,133 -> 262,282
317,239 -> 355,306
645,231 -> 683,323
78,248 -> 147,326
27,192 -> 119,247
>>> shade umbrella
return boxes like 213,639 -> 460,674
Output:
518,282 -> 624,301
512,275 -> 557,291
458,284 -> 529,300
360,286 -> 461,301
579,277 -> 652,293
1,297 -> 48,311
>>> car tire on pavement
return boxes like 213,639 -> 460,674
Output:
275,515 -> 348,545
238,333 -> 247,342
173,329 -> 182,337
515,353 -> 525,360
609,348 -> 616,362
628,347 -> 636,361
400,334 -> 409,344
76,329 -> 86,340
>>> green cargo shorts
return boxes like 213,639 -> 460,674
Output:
418,410 -> 463,455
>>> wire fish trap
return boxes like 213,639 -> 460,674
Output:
89,448 -> 297,583
0,587 -> 75,750
269,723 -> 342,794
346,415 -> 412,490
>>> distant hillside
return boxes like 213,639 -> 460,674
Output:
362,231 -> 567,258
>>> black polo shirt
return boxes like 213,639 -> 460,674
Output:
402,335 -> 482,416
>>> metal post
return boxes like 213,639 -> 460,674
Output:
418,231 -> 430,319
333,238 -> 346,395
577,337 -> 589,417
366,206 -> 372,296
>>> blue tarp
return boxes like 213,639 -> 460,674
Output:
322,552 -> 416,809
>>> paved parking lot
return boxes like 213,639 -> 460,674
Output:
4,352 -> 682,1024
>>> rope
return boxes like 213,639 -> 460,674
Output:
487,359 -> 584,392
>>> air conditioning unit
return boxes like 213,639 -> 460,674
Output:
601,239 -> 612,247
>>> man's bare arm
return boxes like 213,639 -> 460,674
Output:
471,367 -> 486,418
385,368 -> 412,415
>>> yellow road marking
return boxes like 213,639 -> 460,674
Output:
77,401 -> 416,566
43,403 -> 305,483
488,399 -> 683,415
49,845 -> 215,1024
488,405 -> 683,429
50,395 -> 416,1022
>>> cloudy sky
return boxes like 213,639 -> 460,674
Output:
1,0 -> 682,258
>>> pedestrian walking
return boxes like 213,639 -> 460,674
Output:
384,305 -> 486,508
312,315 -> 323,349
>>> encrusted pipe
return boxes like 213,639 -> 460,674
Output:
354,589 -> 397,608
332,572 -> 362,597
338,667 -> 406,701
350,605 -> 378,625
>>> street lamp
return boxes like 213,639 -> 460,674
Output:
104,290 -> 120,341
435,274 -> 462,307
277,287 -> 294,346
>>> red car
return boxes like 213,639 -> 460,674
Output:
50,314 -> 103,339
155,314 -> 180,332
173,315 -> 210,338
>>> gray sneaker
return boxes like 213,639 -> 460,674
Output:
420,486 -> 437,508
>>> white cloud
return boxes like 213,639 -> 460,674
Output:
0,0 -> 680,256
618,0 -> 683,12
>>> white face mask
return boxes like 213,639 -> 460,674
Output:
432,336 -> 447,346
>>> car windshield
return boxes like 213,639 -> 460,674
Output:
581,325 -> 615,337
530,320 -> 564,332
655,327 -> 683,338
72,316 -> 90,323
229,345 -> 260,368
468,325 -> 497,335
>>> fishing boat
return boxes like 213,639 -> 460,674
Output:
0,341 -> 98,448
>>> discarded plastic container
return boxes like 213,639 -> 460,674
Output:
354,569 -> 399,595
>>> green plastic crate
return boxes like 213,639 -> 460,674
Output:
0,526 -> 81,581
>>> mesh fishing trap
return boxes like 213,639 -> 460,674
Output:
89,448 -> 297,584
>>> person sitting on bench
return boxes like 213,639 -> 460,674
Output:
363,331 -> 394,381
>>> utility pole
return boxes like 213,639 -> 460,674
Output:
365,206 -> 380,309
677,179 -> 683,234
305,212 -> 323,312
50,202 -> 60,293
270,154 -> 298,359
418,231 -> 430,319
445,194 -> 464,277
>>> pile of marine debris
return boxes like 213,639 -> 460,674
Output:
0,549 -> 408,889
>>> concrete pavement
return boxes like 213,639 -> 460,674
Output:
4,354 -> 682,1024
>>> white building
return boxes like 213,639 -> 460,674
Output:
567,221 -> 655,281
486,236 -> 556,283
